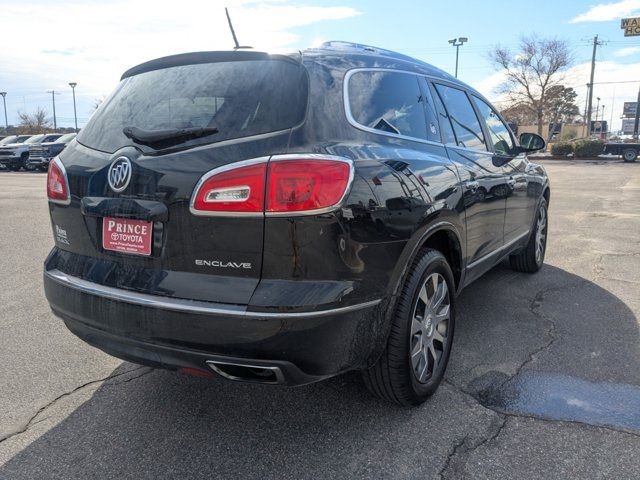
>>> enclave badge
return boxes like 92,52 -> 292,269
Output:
108,156 -> 132,192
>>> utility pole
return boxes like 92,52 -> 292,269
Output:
585,35 -> 603,137
68,82 -> 78,132
0,92 -> 7,130
47,90 -> 60,131
448,37 -> 468,78
633,85 -> 640,140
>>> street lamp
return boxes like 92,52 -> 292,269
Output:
68,82 -> 78,132
448,37 -> 468,78
595,97 -> 601,122
0,92 -> 7,130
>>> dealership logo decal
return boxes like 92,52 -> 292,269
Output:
108,157 -> 132,192
55,225 -> 70,245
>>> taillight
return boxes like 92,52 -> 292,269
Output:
191,161 -> 267,214
191,156 -> 353,216
266,159 -> 351,213
47,157 -> 70,205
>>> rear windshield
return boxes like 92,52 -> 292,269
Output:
78,59 -> 308,153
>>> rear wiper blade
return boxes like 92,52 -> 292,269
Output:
122,126 -> 219,148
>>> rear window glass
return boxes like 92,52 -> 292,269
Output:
78,60 -> 308,153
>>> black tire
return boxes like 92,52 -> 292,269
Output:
623,148 -> 637,163
509,198 -> 548,273
362,249 -> 456,406
21,153 -> 34,171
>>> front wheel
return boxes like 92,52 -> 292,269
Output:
510,198 -> 548,273
362,249 -> 455,406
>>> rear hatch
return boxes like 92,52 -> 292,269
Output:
46,52 -> 308,305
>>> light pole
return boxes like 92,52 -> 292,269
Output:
47,90 -> 60,131
68,82 -> 78,132
0,92 -> 7,130
595,97 -> 601,122
448,37 -> 468,78
601,105 -> 606,137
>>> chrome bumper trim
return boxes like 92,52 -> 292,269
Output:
45,269 -> 381,318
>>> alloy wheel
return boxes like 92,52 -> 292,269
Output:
535,205 -> 547,264
410,272 -> 450,383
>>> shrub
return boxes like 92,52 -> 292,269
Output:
574,139 -> 604,158
550,142 -> 573,156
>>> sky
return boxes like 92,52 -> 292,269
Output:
1,0 -> 640,131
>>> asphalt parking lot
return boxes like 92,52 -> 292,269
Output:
0,159 -> 639,479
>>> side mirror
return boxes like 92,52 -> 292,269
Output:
519,133 -> 545,152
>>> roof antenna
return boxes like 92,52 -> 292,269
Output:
225,7 -> 251,49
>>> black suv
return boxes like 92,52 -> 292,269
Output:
44,42 -> 549,405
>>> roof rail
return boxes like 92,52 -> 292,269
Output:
318,41 -> 416,62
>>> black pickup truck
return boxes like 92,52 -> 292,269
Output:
603,142 -> 640,162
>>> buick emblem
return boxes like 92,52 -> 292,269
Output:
108,157 -> 132,192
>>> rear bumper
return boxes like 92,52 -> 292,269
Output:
44,268 -> 381,385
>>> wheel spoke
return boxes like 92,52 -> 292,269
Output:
431,280 -> 447,310
418,284 -> 429,307
418,350 -> 429,382
411,317 -> 423,335
433,304 -> 450,325
411,337 -> 422,358
428,342 -> 438,366
433,330 -> 445,343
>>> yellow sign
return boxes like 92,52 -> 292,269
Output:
621,17 -> 640,36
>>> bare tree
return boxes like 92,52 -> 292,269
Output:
489,36 -> 573,135
17,107 -> 51,133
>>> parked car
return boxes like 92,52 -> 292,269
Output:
43,43 -> 549,405
0,133 -> 62,171
28,133 -> 77,171
0,135 -> 32,169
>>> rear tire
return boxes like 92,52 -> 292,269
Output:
509,198 -> 548,273
362,249 -> 456,406
623,148 -> 637,163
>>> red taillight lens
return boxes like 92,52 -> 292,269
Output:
266,160 -> 351,213
47,158 -> 70,204
192,163 -> 267,213
191,157 -> 352,215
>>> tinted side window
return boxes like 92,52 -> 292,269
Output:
348,71 -> 434,141
434,84 -> 487,151
427,81 -> 456,145
472,96 -> 516,155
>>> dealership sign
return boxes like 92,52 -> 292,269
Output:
622,118 -> 636,135
623,102 -> 638,118
621,17 -> 640,36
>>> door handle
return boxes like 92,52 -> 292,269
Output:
464,181 -> 479,191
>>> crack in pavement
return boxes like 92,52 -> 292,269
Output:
438,411 -> 509,480
0,366 -> 152,446
437,279 -> 601,477
484,279 -> 590,396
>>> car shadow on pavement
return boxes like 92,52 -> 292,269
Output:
1,264 -> 638,479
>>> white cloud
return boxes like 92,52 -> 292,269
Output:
476,60 -> 640,132
570,0 -> 640,23
0,0 -> 360,127
614,46 -> 640,56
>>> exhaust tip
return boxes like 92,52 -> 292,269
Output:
205,360 -> 284,385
